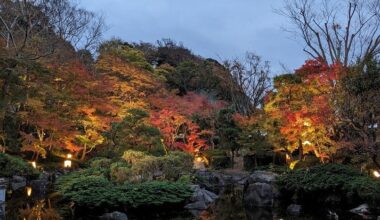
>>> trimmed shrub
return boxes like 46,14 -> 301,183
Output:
56,173 -> 192,209
121,150 -> 192,182
89,157 -> 112,169
278,163 -> 380,207
0,153 -> 39,178
110,161 -> 132,184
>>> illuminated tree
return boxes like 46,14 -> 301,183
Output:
265,59 -> 340,164
150,93 -> 222,153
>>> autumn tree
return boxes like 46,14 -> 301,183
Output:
150,93 -> 223,153
265,59 -> 339,164
279,0 -> 380,67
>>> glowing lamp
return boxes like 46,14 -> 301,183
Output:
303,121 -> 311,127
26,187 -> 32,197
64,160 -> 72,168
67,154 -> 72,159
303,141 -> 312,145
374,170 -> 380,178
196,157 -> 203,163
30,161 -> 37,169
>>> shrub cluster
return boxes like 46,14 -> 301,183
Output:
0,153 -> 39,178
277,163 -> 380,206
56,169 -> 192,209
120,150 -> 193,182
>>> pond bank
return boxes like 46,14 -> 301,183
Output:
3,168 -> 380,219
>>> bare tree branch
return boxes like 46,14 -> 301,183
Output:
278,0 -> 380,67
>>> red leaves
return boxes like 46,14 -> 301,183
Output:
265,59 -> 341,161
150,93 -> 222,153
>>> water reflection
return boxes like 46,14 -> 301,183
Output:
199,185 -> 275,220
18,199 -> 61,220
5,188 -> 61,220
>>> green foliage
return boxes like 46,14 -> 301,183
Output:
56,171 -> 192,209
57,175 -> 116,208
98,39 -> 154,72
278,163 -> 380,205
204,149 -> 232,169
166,61 -> 199,95
117,181 -> 193,208
110,161 -> 131,184
216,108 -> 241,154
106,108 -> 165,156
88,157 -> 113,169
0,153 -> 39,177
122,150 -> 193,182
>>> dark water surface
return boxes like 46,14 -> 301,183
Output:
5,185 -> 369,220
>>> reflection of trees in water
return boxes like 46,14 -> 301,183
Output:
19,199 -> 61,220
200,186 -> 274,220
200,186 -> 247,220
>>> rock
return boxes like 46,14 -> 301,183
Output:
349,203 -> 370,216
30,179 -> 49,197
327,210 -> 339,220
11,176 -> 26,191
202,189 -> 218,200
287,204 -> 302,216
243,182 -> 274,208
99,211 -> 128,220
185,184 -> 218,212
194,170 -> 227,187
247,171 -> 278,184
184,200 -> 208,210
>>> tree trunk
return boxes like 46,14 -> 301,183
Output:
298,139 -> 303,161
81,144 -> 87,160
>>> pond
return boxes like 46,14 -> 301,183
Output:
4,184 -> 369,220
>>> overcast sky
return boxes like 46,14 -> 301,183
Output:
79,0 -> 307,75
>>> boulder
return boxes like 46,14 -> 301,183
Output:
243,170 -> 280,208
11,176 -> 26,191
243,182 -> 274,208
287,204 -> 302,216
184,201 -> 208,210
185,184 -> 218,211
30,179 -> 49,197
349,203 -> 370,216
99,211 -> 128,220
247,171 -> 278,184
327,210 -> 339,220
195,170 -> 226,187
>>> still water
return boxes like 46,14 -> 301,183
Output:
4,185 -> 368,220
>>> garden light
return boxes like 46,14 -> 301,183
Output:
26,187 -> 32,197
373,170 -> 380,178
64,160 -> 72,168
